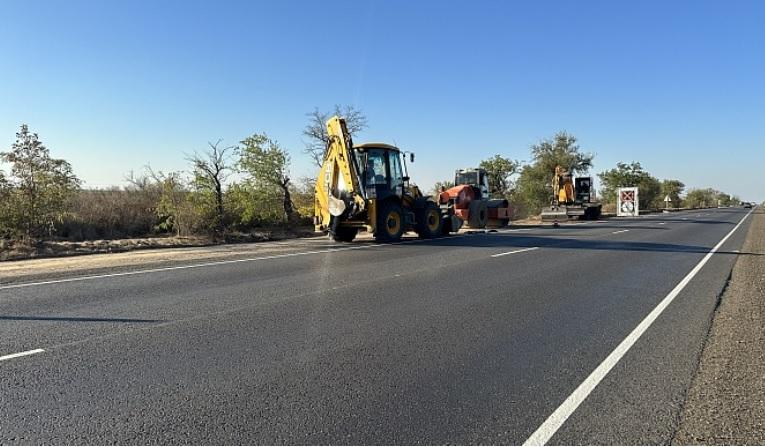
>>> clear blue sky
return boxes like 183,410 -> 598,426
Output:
1,0 -> 763,200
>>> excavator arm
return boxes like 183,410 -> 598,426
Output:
314,116 -> 367,230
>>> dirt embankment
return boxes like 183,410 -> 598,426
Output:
673,207 -> 765,445
0,228 -> 316,262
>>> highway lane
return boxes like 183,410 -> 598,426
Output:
0,208 -> 753,444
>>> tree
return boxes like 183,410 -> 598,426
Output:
290,176 -> 318,222
512,131 -> 594,216
660,179 -> 685,206
598,162 -> 661,210
431,180 -> 455,197
0,171 -> 12,237
685,188 -> 717,208
187,140 -> 234,234
238,133 -> 295,222
530,131 -> 594,176
478,155 -> 519,197
303,105 -> 368,167
145,167 -> 198,236
1,124 -> 80,238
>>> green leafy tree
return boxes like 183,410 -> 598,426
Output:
660,179 -> 685,207
684,188 -> 717,208
303,105 -> 368,167
598,162 -> 661,210
513,131 -> 594,216
144,168 -> 199,236
431,180 -> 455,196
0,124 -> 80,238
0,171 -> 12,237
290,176 -> 318,222
238,133 -> 295,222
225,182 -> 284,228
530,131 -> 594,176
713,191 -> 741,207
478,155 -> 519,197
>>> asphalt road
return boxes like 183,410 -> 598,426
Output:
0,207 -> 754,445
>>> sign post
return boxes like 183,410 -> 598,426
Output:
617,187 -> 639,217
664,194 -> 672,210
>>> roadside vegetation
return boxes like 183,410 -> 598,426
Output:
0,112 -> 743,257
433,133 -> 740,219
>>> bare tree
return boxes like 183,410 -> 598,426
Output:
303,105 -> 368,167
187,140 -> 234,234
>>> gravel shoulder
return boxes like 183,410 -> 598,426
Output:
673,207 -> 765,445
0,235 -> 332,285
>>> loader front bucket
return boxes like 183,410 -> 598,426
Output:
540,207 -> 568,222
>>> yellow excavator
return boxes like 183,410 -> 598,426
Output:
314,116 -> 460,242
540,165 -> 602,221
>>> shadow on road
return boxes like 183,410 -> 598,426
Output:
0,315 -> 163,323
410,234 -> 761,256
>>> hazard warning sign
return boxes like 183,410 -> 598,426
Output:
617,187 -> 639,217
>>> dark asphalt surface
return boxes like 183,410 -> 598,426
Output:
0,208 -> 753,445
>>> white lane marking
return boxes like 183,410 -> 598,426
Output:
659,222 -> 666,225
0,245 -> 376,290
0,348 -> 45,362
611,229 -> 630,234
491,247 -> 539,258
494,228 -> 535,233
0,233 -> 469,291
522,209 -> 753,446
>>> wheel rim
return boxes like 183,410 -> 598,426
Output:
427,210 -> 440,232
386,211 -> 401,235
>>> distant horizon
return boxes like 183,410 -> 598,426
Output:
2,0 -> 763,201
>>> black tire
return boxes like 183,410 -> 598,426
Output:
488,218 -> 510,228
584,205 -> 602,220
374,201 -> 405,242
415,201 -> 443,239
329,226 -> 358,242
441,215 -> 456,235
468,200 -> 488,228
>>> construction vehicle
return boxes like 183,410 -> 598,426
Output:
540,165 -> 602,221
314,116 -> 461,242
437,168 -> 511,228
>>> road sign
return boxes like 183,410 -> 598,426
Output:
617,187 -> 639,217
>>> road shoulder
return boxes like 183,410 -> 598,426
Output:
673,207 -> 765,444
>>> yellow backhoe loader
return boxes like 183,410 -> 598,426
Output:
314,116 -> 461,242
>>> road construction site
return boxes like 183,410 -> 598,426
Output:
1,206 -> 761,444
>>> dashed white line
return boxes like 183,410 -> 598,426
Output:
0,348 -> 45,362
491,247 -> 539,258
494,228 -> 535,233
522,208 -> 753,446
611,229 -> 630,234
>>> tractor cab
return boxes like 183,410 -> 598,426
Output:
454,168 -> 490,200
353,143 -> 413,202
